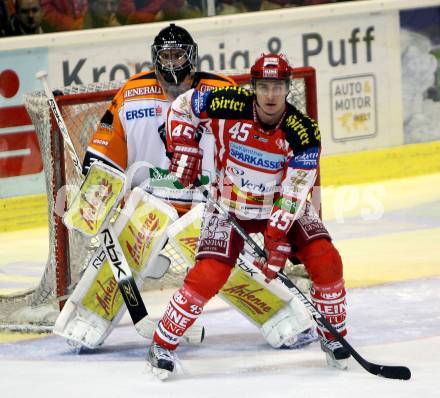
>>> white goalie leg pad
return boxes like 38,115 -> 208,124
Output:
54,189 -> 178,349
260,296 -> 315,349
53,250 -> 123,349
54,248 -> 157,348
235,249 -> 315,349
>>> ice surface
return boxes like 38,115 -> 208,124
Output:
0,278 -> 439,397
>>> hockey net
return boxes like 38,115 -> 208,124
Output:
0,68 -> 318,332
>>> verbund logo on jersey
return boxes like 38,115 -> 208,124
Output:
125,106 -> 162,120
229,142 -> 283,171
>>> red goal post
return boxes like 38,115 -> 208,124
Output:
0,67 -> 318,332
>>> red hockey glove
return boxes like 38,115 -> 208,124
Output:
257,231 -> 292,283
169,145 -> 203,188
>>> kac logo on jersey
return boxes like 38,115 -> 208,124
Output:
126,105 -> 162,120
229,142 -> 283,170
289,147 -> 319,170
191,90 -> 208,116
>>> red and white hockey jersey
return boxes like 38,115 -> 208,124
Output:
167,86 -> 321,225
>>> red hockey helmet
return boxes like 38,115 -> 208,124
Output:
250,53 -> 291,86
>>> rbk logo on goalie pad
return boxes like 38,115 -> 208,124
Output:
236,257 -> 258,277
102,228 -> 127,279
91,249 -> 107,270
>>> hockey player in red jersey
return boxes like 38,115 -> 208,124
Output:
146,53 -> 350,379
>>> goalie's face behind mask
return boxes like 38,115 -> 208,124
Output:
151,23 -> 198,89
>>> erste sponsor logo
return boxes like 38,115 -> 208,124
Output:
126,105 -> 162,120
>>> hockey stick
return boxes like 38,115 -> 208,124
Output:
36,71 -> 204,344
197,185 -> 411,380
36,71 -> 82,175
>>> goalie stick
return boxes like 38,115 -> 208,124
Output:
35,71 -> 204,344
197,186 -> 411,381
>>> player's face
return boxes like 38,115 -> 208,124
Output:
157,48 -> 188,70
255,80 -> 287,124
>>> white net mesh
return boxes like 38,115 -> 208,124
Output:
0,68 -> 316,331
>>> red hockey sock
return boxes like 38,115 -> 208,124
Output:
311,279 -> 347,339
153,285 -> 207,350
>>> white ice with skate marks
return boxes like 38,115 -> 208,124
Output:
1,278 -> 440,397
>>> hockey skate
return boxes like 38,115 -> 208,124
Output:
146,343 -> 175,380
320,336 -> 350,370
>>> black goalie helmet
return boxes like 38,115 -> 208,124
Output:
151,24 -> 198,85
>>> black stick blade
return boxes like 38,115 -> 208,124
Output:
369,364 -> 411,380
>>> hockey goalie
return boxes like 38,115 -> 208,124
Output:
54,24 -> 316,353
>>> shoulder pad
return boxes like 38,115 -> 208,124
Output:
283,105 -> 321,150
122,71 -> 163,99
207,86 -> 253,119
130,70 -> 156,82
193,72 -> 236,91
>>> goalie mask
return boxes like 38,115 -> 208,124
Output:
152,23 -> 198,86
250,53 -> 291,88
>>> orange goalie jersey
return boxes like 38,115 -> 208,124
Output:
83,71 -> 235,186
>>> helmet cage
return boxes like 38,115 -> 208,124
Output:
151,24 -> 198,85
152,43 -> 197,72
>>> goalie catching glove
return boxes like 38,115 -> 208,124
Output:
169,145 -> 203,187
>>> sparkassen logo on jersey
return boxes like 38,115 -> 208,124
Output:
229,142 -> 284,171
